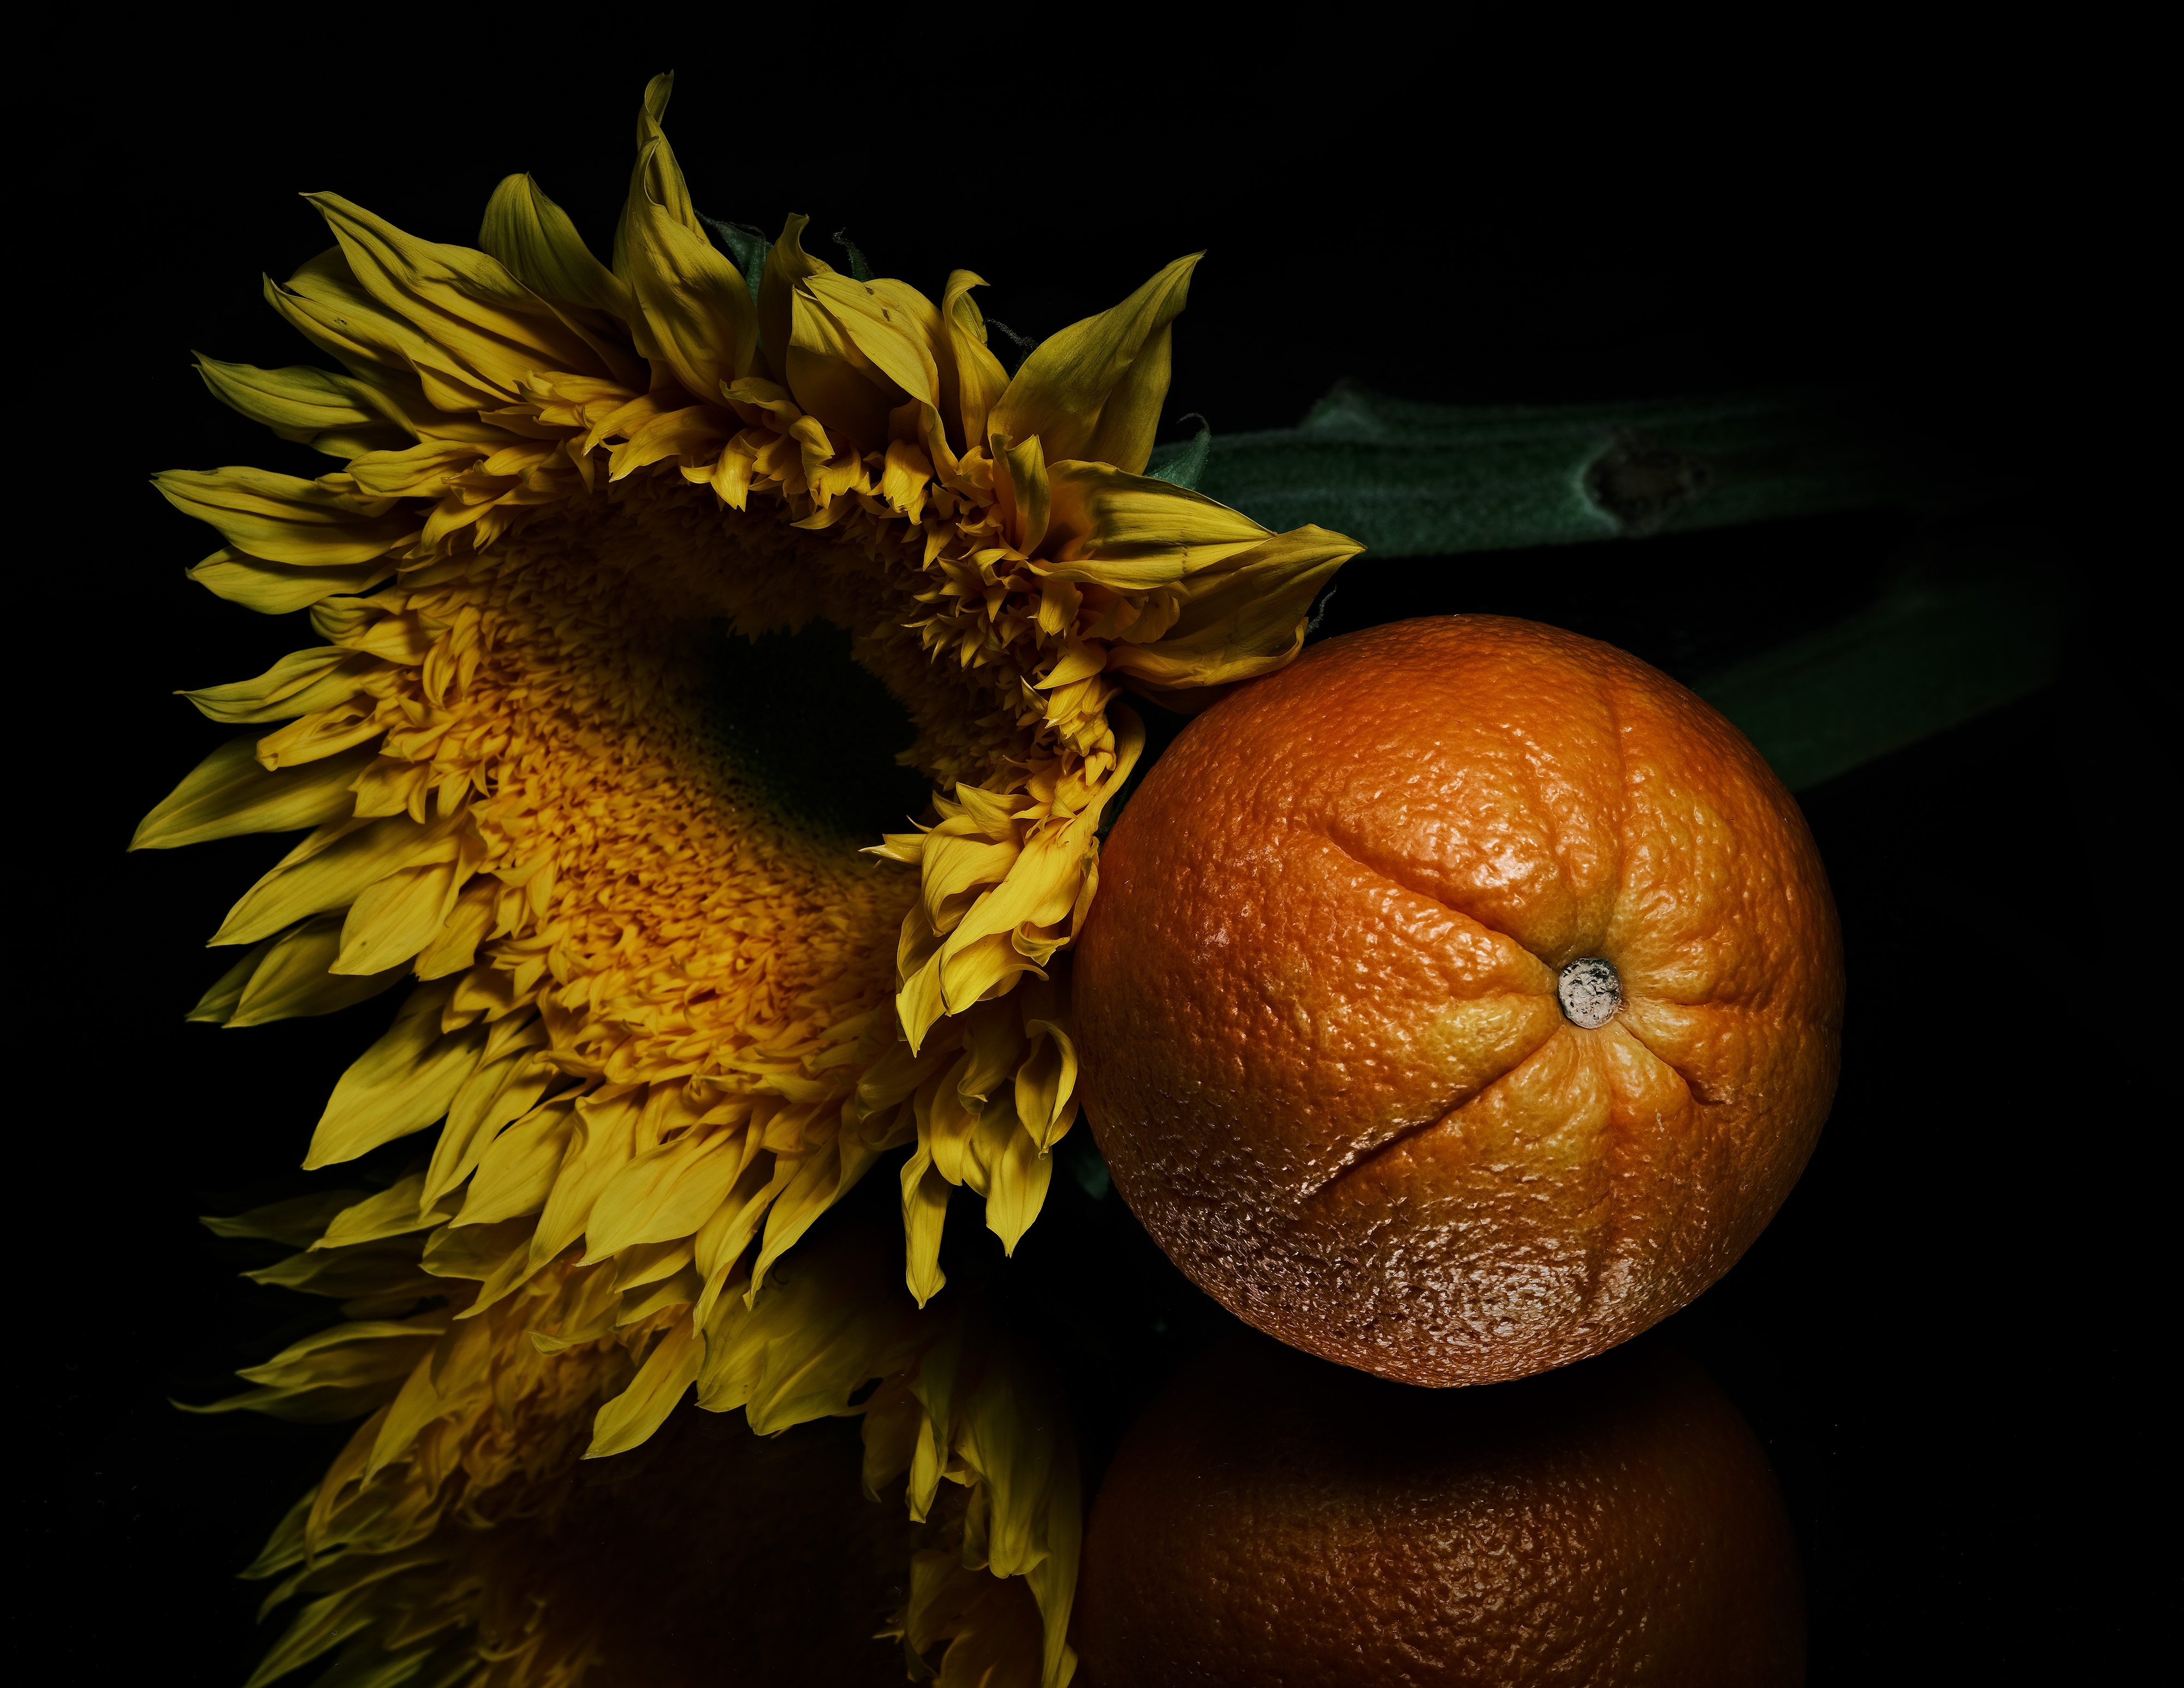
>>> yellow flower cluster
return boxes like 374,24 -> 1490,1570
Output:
150,73 -> 1356,1684
205,1205 -> 1073,1685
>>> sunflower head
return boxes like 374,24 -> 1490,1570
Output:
154,71 -> 1358,1687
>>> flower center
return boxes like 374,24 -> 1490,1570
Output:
703,621 -> 929,841
1557,957 -> 1622,1028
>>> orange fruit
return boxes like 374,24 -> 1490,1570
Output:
1077,616 -> 1842,1386
1073,1332 -> 1805,1687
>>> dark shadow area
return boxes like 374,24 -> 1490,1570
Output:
35,40 -> 2128,1687
1310,505 -> 1916,684
703,621 -> 930,840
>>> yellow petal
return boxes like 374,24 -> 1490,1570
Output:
314,1174 -> 440,1250
935,932 -> 1045,1023
334,856 -> 469,975
787,282 -> 903,451
186,549 -> 395,615
697,1224 -> 908,1431
995,433 -> 1051,556
457,1098 -> 578,1225
423,1026 -> 554,1210
1014,1018 -> 1079,1153
1043,460 -> 1268,586
413,880 -> 497,981
304,982 -> 488,1168
880,437 -> 936,518
419,1212 -> 535,1281
757,214 -> 835,383
250,703 -> 384,771
752,1132 -> 885,1289
900,1149 -> 952,1306
940,826 -> 1097,969
585,1313 -> 702,1458
691,1156 -> 798,1322
263,249 -> 490,412
921,832 -> 1019,933
904,1315 -> 966,1521
1104,524 -> 1362,688
186,937 -> 271,1026
923,1573 -> 1053,1688
185,1315 -> 447,1425
990,254 -> 1198,473
615,1263 -> 704,1326
478,172 -> 633,321
193,355 -> 409,449
1033,636 -> 1103,691
924,1058 -> 984,1191
584,1128 -> 747,1259
610,72 -> 698,260
211,814 -> 459,947
606,404 -> 735,480
804,272 -> 943,407
132,738 -> 375,852
611,1237 -> 697,1293
956,1353 -> 1064,1580
153,466 -> 414,567
529,1089 -> 643,1268
981,1114 -> 1052,1255
1023,1483 -> 1083,1688
308,192 -> 620,396
940,271 -> 1011,458
343,440 -> 487,500
956,1005 -> 1025,1105
617,162 -> 758,403
201,1190 -> 365,1248
194,913 -> 407,1028
181,647 -> 367,726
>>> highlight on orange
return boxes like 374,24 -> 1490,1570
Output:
1078,616 -> 1844,1385
1074,1332 -> 1805,1686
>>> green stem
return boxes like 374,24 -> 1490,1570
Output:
1150,383 -> 1938,555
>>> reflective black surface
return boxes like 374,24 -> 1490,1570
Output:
37,46 -> 2141,1686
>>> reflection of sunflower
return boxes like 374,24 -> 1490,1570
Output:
150,73 -> 1357,1685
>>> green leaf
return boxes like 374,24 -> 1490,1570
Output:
1144,414 -> 1212,490
830,228 -> 875,283
698,215 -> 769,304
1698,561 -> 2068,792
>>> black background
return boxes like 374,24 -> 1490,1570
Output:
35,32 -> 2150,1687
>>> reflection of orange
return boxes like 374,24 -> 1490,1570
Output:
1079,618 -> 1842,1386
1075,1334 -> 1805,1686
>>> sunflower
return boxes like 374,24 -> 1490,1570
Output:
146,71 -> 1357,1686
209,1201 -> 1075,1685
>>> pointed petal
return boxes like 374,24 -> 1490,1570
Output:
585,1313 -> 702,1458
304,983 -> 488,1168
154,466 -> 415,567
1104,524 -> 1363,688
132,738 -> 375,851
990,254 -> 1198,472
616,144 -> 758,402
187,549 -> 396,615
307,192 -> 618,394
757,214 -> 835,381
479,172 -> 632,319
941,271 -> 1011,457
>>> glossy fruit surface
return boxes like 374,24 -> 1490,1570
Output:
1078,617 -> 1842,1385
1075,1333 -> 1805,1687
